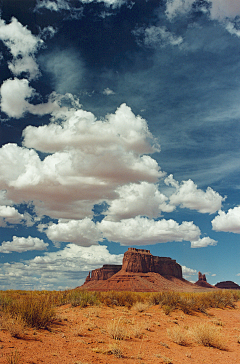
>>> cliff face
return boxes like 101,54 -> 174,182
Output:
122,248 -> 182,278
83,247 -> 182,287
84,265 -> 122,283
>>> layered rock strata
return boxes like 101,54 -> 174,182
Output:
85,265 -> 122,283
122,248 -> 182,278
84,247 -> 182,286
79,248 -> 206,291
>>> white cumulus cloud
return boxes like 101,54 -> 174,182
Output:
43,218 -> 102,246
0,236 -> 48,253
0,205 -> 24,227
212,206 -> 240,233
98,216 -> 209,246
0,245 -> 123,289
104,182 -> 174,221
165,175 -> 224,213
0,17 -> 43,80
0,78 -> 60,119
0,104 -> 163,220
190,237 -> 217,248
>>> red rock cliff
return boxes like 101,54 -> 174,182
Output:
83,247 -> 182,285
122,248 -> 182,278
84,264 -> 122,283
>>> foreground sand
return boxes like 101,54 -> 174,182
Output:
1,301 -> 240,363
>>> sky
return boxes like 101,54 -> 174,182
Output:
0,0 -> 240,290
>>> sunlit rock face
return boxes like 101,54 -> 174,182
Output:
121,248 -> 182,278
83,247 -> 182,285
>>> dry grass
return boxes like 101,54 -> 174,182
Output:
131,302 -> 149,312
0,313 -> 26,338
130,321 -> 145,338
155,354 -> 173,363
92,343 -> 122,358
6,350 -> 20,364
191,322 -> 227,350
167,326 -> 190,346
106,343 -> 123,358
107,317 -> 128,340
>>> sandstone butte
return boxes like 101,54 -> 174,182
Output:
194,271 -> 216,289
215,281 -> 240,289
79,248 -> 216,292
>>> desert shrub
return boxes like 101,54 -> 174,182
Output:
69,290 -> 99,308
107,317 -> 128,340
130,322 -> 145,338
167,326 -> 190,346
162,304 -> 174,315
100,291 -> 139,308
7,293 -> 56,329
191,323 -> 227,350
159,292 -> 181,310
148,292 -> 164,305
106,343 -> 122,358
0,313 -> 26,338
131,302 -> 149,312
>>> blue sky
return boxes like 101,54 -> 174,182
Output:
0,0 -> 240,290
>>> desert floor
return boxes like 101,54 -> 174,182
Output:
1,301 -> 240,364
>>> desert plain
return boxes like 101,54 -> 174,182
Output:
1,290 -> 240,364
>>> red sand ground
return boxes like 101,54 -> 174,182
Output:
1,300 -> 240,363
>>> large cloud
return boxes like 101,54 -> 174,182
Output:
0,236 -> 48,254
0,17 -> 43,80
43,218 -> 102,246
104,182 -> 174,221
0,104 -> 163,219
165,175 -> 224,213
212,206 -> 240,233
0,245 -> 123,290
0,78 -> 60,119
98,216 -> 215,247
23,103 -> 159,155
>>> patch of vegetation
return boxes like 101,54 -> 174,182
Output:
191,323 -> 227,350
167,326 -> 190,346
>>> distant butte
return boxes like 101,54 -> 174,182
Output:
215,281 -> 240,290
194,272 -> 216,289
79,248 -> 214,292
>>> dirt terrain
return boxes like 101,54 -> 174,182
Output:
1,300 -> 240,363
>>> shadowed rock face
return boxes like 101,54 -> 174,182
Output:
83,247 -> 182,286
85,265 -> 122,282
215,281 -> 240,289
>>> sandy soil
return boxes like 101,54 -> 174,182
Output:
1,301 -> 240,364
